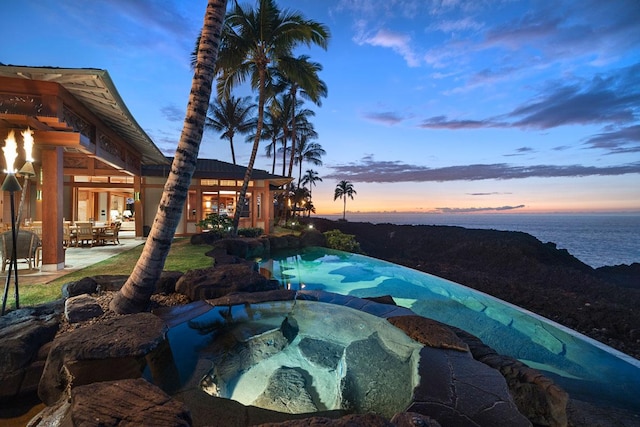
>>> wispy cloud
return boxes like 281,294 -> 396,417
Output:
416,64 -> 640,152
583,125 -> 640,154
354,28 -> 420,67
362,111 -> 405,125
160,104 -> 184,122
435,205 -> 526,213
325,155 -> 640,183
466,192 -> 513,196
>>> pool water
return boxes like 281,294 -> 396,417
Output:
259,247 -> 640,412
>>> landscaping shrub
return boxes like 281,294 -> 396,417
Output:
238,227 -> 264,237
323,229 -> 361,253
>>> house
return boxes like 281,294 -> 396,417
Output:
0,65 -> 291,271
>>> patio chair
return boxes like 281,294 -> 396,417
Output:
1,230 -> 41,272
74,222 -> 95,247
63,222 -> 73,248
98,222 -> 121,245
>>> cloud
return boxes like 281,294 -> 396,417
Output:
583,125 -> 640,154
507,66 -> 640,129
325,156 -> 640,183
435,205 -> 526,213
362,111 -> 404,125
417,64 -> 640,149
419,115 -> 504,129
504,147 -> 535,157
355,28 -> 420,67
160,104 -> 184,122
466,192 -> 513,196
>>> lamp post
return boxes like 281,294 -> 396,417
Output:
1,129 -> 35,315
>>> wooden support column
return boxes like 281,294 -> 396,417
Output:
41,147 -> 65,271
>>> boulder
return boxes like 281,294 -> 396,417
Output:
213,237 -> 270,259
64,294 -> 104,323
91,274 -> 128,291
454,327 -> 568,427
38,312 -> 171,405
256,413 -> 395,426
61,277 -> 98,298
175,263 -> 279,301
0,302 -> 62,400
390,412 -> 442,427
154,271 -> 184,295
299,228 -> 327,247
269,234 -> 302,250
252,367 -> 318,413
408,346 -> 531,426
388,315 -> 469,352
340,332 -> 415,419
66,378 -> 191,426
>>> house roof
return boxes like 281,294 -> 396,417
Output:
0,65 -> 168,165
142,157 -> 293,186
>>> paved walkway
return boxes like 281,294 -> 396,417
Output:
1,231 -> 145,286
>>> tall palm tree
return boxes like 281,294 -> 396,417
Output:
334,180 -> 356,222
300,169 -> 322,200
110,0 -> 228,314
296,136 -> 324,185
205,95 -> 257,165
281,56 -> 327,179
215,0 -> 329,234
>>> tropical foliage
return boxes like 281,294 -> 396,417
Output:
205,95 -> 257,164
214,0 -> 330,234
323,229 -> 361,253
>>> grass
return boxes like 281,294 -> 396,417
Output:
17,238 -> 213,308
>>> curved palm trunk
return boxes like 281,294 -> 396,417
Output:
232,66 -> 266,235
110,0 -> 227,314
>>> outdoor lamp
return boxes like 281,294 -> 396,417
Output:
18,128 -> 36,178
1,130 -> 23,315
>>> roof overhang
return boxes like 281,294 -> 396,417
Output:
0,65 -> 168,165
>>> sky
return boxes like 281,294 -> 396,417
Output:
1,0 -> 639,215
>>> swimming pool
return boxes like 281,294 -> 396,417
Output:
259,247 -> 640,412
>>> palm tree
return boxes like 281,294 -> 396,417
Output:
300,169 -> 322,200
205,95 -> 257,165
281,56 -> 327,179
262,102 -> 285,173
296,136 -> 324,185
110,0 -> 227,314
215,0 -> 329,234
334,180 -> 356,221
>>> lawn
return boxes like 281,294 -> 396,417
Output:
17,238 -> 213,307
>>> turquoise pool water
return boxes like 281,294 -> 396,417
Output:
259,247 -> 640,412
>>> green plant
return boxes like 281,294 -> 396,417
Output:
237,227 -> 264,237
323,229 -> 361,253
197,213 -> 233,235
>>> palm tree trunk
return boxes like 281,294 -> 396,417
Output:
232,66 -> 266,235
343,197 -> 346,221
110,0 -> 227,314
287,90 -> 297,179
229,135 -> 236,165
271,136 -> 277,174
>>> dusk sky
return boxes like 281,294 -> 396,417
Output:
2,0 -> 639,215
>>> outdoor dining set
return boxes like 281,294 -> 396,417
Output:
0,220 -> 122,271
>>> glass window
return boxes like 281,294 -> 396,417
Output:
201,179 -> 218,186
187,191 -> 197,221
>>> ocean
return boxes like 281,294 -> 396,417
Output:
316,213 -> 640,268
